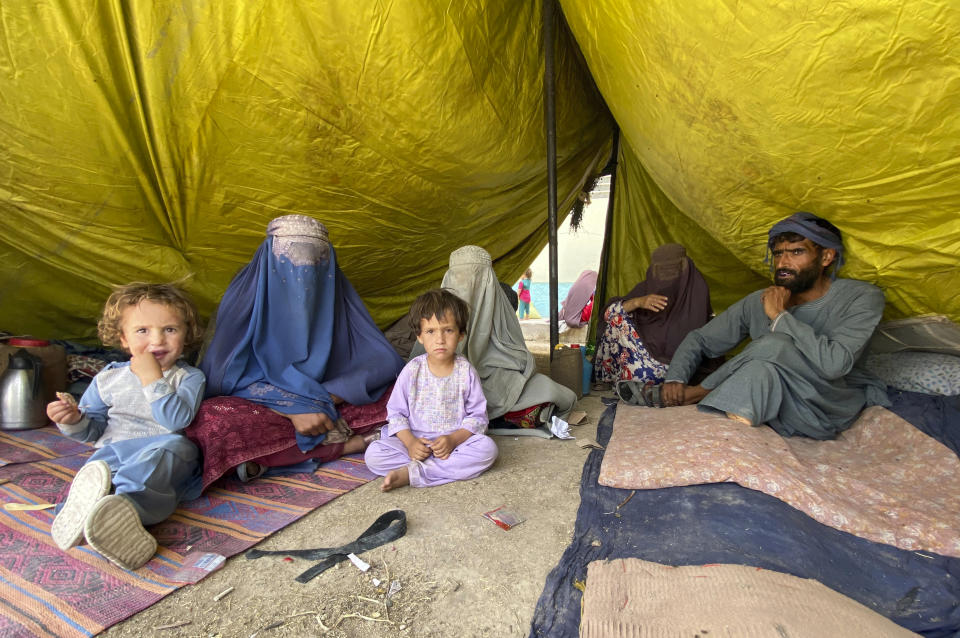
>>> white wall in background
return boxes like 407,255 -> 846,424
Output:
526,176 -> 608,283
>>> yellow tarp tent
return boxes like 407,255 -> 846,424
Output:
1,1 -> 958,342
565,0 -> 960,318
0,2 -> 611,339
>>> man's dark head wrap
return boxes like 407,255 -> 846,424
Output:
766,211 -> 845,280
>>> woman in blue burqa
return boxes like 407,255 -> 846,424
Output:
186,215 -> 404,488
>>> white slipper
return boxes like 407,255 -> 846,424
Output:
51,460 -> 111,550
83,495 -> 157,570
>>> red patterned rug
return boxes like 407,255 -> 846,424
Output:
0,426 -> 379,637
0,429 -> 91,467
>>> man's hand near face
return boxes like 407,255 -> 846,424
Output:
761,286 -> 791,321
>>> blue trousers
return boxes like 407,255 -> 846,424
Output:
87,434 -> 202,525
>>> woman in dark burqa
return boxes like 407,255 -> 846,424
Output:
185,215 -> 404,488
594,244 -> 714,386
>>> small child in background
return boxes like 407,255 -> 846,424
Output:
46,283 -> 206,570
517,268 -> 533,319
365,289 -> 497,491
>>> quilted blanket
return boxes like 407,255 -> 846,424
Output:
599,405 -> 960,557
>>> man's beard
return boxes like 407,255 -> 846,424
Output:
774,261 -> 821,293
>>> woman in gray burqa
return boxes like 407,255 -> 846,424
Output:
412,245 -> 576,436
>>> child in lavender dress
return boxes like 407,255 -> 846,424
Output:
365,289 -> 498,491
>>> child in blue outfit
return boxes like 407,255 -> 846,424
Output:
46,283 -> 206,570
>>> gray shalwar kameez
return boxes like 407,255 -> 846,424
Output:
665,279 -> 888,439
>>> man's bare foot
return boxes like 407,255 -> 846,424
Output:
381,468 -> 410,492
682,384 -> 710,405
726,412 -> 753,425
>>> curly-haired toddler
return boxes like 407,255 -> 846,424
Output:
46,282 -> 205,570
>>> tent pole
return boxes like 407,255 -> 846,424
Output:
591,128 -> 620,363
543,0 -> 559,358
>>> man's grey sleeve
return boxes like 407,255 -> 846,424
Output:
664,296 -> 751,384
770,284 -> 884,379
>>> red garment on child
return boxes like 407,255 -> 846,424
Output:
517,279 -> 532,303
580,294 -> 594,323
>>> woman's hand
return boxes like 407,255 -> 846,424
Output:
624,294 -> 668,313
288,412 -> 334,436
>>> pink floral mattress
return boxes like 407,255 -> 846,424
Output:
599,404 -> 960,558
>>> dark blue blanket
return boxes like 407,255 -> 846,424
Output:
529,391 -> 960,638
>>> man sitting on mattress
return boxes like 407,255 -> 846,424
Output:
658,211 -> 889,439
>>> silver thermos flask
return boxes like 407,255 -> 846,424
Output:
0,349 -> 47,430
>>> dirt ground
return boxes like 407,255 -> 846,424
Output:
104,348 -> 610,638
